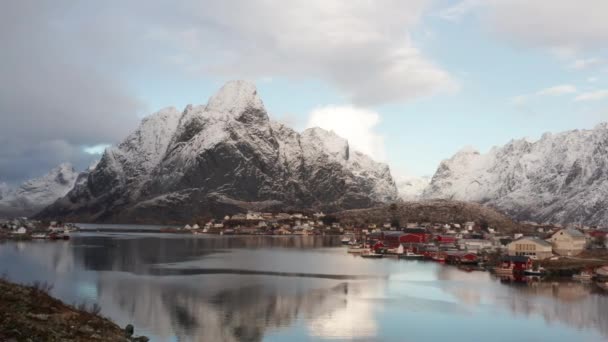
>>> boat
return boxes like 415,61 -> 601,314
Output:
399,251 -> 424,260
31,233 -> 47,239
595,281 -> 608,291
341,237 -> 353,245
347,246 -> 365,253
48,232 -> 69,240
573,271 -> 594,281
595,266 -> 608,278
432,254 -> 446,262
361,252 -> 384,259
524,267 -> 546,276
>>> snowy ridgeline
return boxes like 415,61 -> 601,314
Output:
423,123 -> 608,226
0,163 -> 79,217
36,80 -> 399,222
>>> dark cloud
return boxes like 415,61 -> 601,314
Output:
0,1 -> 143,184
0,0 -> 455,184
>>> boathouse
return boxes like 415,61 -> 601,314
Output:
445,251 -> 479,264
499,255 -> 532,272
507,237 -> 553,260
435,235 -> 457,245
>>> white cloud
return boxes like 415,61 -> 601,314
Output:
440,1 -> 608,52
148,0 -> 456,105
574,90 -> 608,102
83,144 -> 110,155
438,0 -> 483,21
511,84 -> 577,106
570,58 -> 603,70
536,85 -> 577,96
588,77 -> 599,83
306,106 -> 386,160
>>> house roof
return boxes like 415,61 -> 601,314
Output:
403,228 -> 427,234
512,236 -> 552,247
554,228 -> 585,239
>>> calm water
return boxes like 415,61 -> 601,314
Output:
1,232 -> 607,342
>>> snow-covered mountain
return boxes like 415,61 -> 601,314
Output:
0,163 -> 79,217
396,176 -> 430,200
423,123 -> 608,225
39,81 -> 398,223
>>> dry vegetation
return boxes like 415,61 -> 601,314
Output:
336,199 -> 525,233
0,277 -> 148,342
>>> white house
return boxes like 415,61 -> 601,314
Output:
13,227 -> 27,235
507,237 -> 553,260
549,229 -> 586,256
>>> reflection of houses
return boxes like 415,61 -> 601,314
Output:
507,237 -> 553,260
445,251 -> 478,264
549,229 -> 586,256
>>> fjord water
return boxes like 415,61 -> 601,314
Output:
1,232 -> 606,342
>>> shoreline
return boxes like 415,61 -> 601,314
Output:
0,278 -> 148,341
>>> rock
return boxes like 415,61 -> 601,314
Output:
37,81 -> 398,223
26,313 -> 49,321
124,324 -> 134,337
131,337 -> 149,342
78,324 -> 94,334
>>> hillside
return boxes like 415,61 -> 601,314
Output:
335,199 -> 523,233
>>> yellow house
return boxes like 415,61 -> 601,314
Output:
549,229 -> 586,256
507,237 -> 553,260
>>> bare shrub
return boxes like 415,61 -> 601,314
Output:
90,303 -> 102,315
30,280 -> 54,295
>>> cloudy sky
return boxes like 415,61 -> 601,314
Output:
1,0 -> 608,185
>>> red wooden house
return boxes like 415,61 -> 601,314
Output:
435,235 -> 457,245
445,251 -> 479,264
401,228 -> 431,244
499,256 -> 532,272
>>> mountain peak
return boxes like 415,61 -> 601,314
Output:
206,80 -> 264,116
594,122 -> 608,131
302,127 -> 349,161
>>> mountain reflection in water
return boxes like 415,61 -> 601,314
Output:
0,233 -> 607,341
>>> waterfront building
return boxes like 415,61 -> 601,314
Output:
507,237 -> 553,260
549,229 -> 587,256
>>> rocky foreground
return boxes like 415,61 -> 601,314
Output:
0,278 -> 147,342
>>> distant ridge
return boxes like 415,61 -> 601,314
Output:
423,123 -> 608,226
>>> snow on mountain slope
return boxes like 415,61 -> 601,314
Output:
397,176 -> 430,200
0,163 -> 79,217
423,123 -> 608,225
38,81 -> 398,223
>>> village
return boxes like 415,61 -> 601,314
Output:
3,211 -> 608,285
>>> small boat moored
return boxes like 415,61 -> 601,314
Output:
360,252 -> 384,259
399,251 -> 424,260
524,267 -> 546,276
347,246 -> 366,254
573,270 -> 594,281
